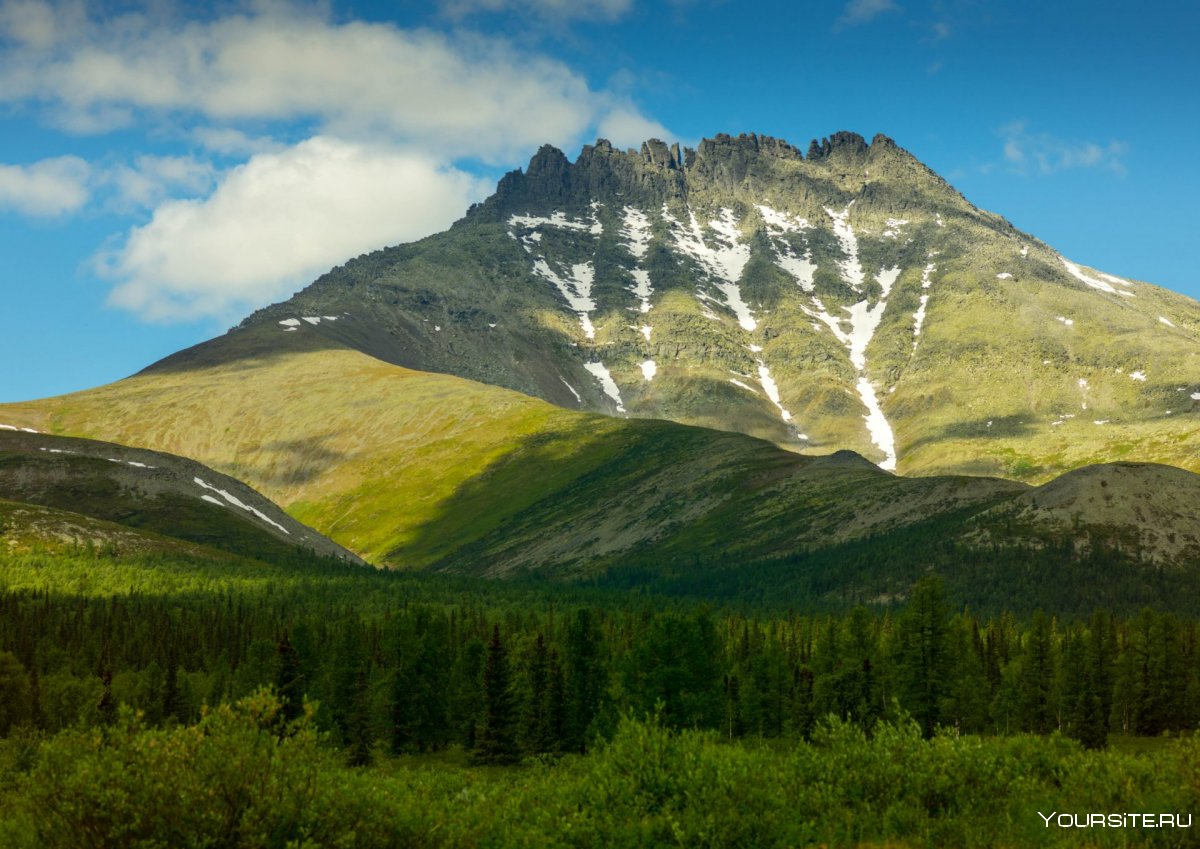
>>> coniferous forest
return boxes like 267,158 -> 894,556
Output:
0,546 -> 1199,847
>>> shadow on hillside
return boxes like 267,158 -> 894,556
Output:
901,414 -> 1035,455
226,435 -> 348,489
391,415 -> 782,575
390,416 -> 624,574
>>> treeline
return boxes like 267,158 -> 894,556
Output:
1,577 -> 1198,761
600,522 -> 1200,616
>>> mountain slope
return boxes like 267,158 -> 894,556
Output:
0,429 -> 363,565
5,341 -> 1200,594
171,130 -> 1200,483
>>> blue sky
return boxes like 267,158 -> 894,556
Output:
1,0 -> 1196,402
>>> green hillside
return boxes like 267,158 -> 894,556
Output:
4,338 -> 1200,609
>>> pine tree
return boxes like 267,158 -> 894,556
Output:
474,625 -> 519,765
98,667 -> 117,727
564,609 -> 605,753
894,576 -> 951,737
0,651 -> 31,736
1019,611 -> 1058,734
275,632 -> 304,724
346,665 -> 373,767
546,650 -> 566,753
162,653 -> 185,725
519,633 -> 552,755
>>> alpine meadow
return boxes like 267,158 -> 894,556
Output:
1,2 -> 1199,848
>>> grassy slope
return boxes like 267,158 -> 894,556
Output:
0,335 -> 1025,573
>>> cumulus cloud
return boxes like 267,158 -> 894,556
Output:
0,2 -> 664,161
0,155 -> 90,216
97,137 -> 490,322
596,107 -> 674,150
1000,121 -> 1129,177
835,0 -> 899,29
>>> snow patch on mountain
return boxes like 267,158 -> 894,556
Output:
559,378 -> 582,404
1160,316 -> 1176,328
882,218 -> 909,239
759,205 -> 817,291
663,205 -> 756,331
509,210 -> 601,235
912,262 -> 936,349
756,362 -> 795,427
763,218 -> 900,467
1060,258 -> 1134,297
1130,370 -> 1147,382
757,205 -> 810,234
640,360 -> 657,381
193,476 -> 290,535
508,209 -> 607,339
584,362 -> 625,413
532,258 -> 597,339
824,204 -> 866,291
621,206 -> 655,316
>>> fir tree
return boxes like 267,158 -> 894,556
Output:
275,632 -> 304,724
474,625 -> 518,765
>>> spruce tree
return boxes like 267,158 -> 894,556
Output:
894,576 -> 950,737
564,609 -> 605,753
275,632 -> 304,724
1019,611 -> 1058,734
474,625 -> 518,765
519,633 -> 551,755
0,651 -> 31,736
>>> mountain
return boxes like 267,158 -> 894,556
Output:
183,130 -> 1200,482
0,429 -> 363,565
3,130 -> 1200,608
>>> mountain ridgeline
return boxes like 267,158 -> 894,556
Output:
206,130 -> 1200,481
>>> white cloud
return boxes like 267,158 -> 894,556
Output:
1,3 -> 675,326
1000,121 -> 1128,177
105,154 -> 215,212
0,155 -> 90,216
0,0 -> 82,49
97,136 -> 490,322
440,0 -> 633,21
596,106 -> 674,149
836,0 -> 899,28
191,127 -> 284,157
0,3 -> 664,162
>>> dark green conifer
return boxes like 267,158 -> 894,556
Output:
474,625 -> 519,765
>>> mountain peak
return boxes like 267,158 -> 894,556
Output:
476,128 -> 937,223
